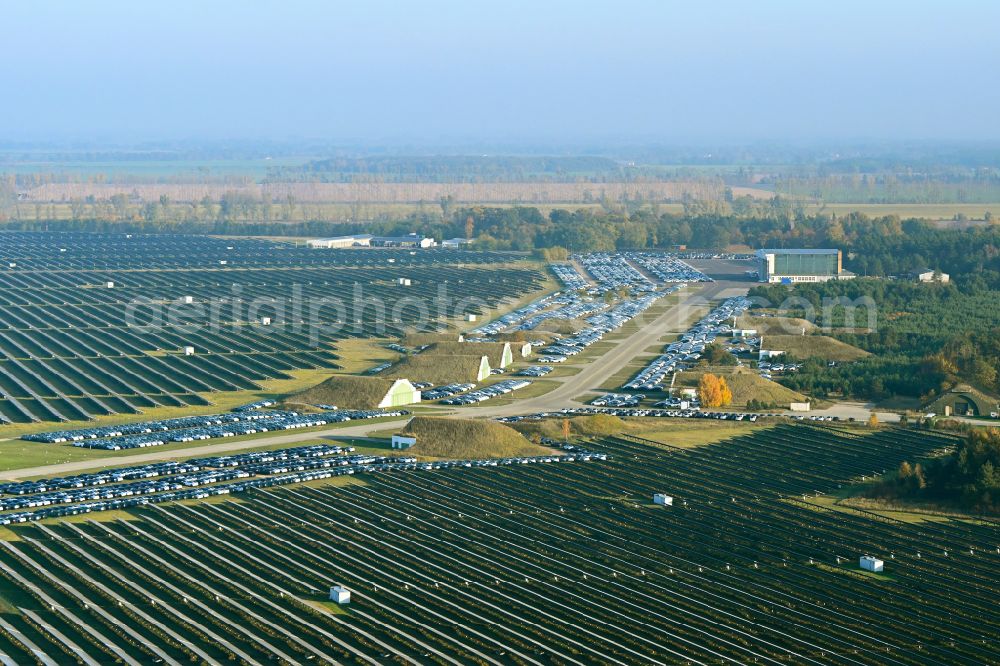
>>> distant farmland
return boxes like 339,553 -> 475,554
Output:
15,182 -> 997,223
25,180 -> 729,204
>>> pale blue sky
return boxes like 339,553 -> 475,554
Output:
4,1 -> 998,143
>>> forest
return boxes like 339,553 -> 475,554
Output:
749,279 -> 1000,401
866,428 -> 1000,513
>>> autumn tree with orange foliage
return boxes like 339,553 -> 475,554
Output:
698,373 -> 732,407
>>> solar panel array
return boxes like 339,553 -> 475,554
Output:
0,231 -> 543,423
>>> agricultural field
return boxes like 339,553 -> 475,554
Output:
0,231 -> 545,426
0,422 -> 996,664
803,203 -> 1000,222
20,180 -> 720,208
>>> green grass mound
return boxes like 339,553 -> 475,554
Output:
763,335 -> 869,362
400,417 -> 552,459
569,414 -> 629,435
401,332 -> 462,348
678,366 -> 810,408
535,318 -> 585,334
492,331 -> 556,344
421,341 -> 510,367
287,375 -> 395,410
738,315 -> 816,336
381,354 -> 487,385
510,414 -> 629,440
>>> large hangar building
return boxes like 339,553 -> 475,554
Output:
756,248 -> 854,283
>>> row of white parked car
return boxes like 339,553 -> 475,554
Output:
551,263 -> 589,291
441,379 -> 532,405
621,253 -> 711,283
625,296 -> 752,391
591,393 -> 643,407
538,289 -> 675,361
576,252 -> 654,292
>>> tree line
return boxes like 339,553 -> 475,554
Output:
865,429 -> 1000,513
6,202 -> 1000,288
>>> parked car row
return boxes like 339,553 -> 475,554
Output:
500,406 -> 844,425
575,252 -> 654,292
625,296 -> 752,391
441,379 -> 532,405
621,253 -> 711,283
469,292 -> 561,336
23,408 -> 300,443
550,263 -> 589,291
0,443 -> 406,511
1,443 -> 360,501
421,383 -> 476,401
187,443 -> 351,469
542,344 -> 581,357
536,355 -> 567,363
654,396 -> 701,409
0,460 -> 204,496
515,365 -> 553,377
586,289 -> 673,331
517,297 -> 606,331
69,408 -> 409,450
500,407 -> 763,423
759,361 -> 804,377
538,289 -> 673,361
231,399 -> 277,412
473,253 -> 681,339
0,446 -> 603,525
676,252 -> 755,260
590,393 -> 643,407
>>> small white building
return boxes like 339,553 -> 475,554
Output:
105,281 -> 115,288
329,586 -> 351,604
182,295 -> 194,304
397,277 -> 412,286
260,316 -> 272,326
308,234 -> 374,249
183,346 -> 195,356
860,555 -> 883,572
391,434 -> 417,450
653,494 -> 673,506
912,268 -> 950,284
759,349 -> 785,360
465,313 -> 477,322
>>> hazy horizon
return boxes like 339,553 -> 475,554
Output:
4,1 -> 1000,144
